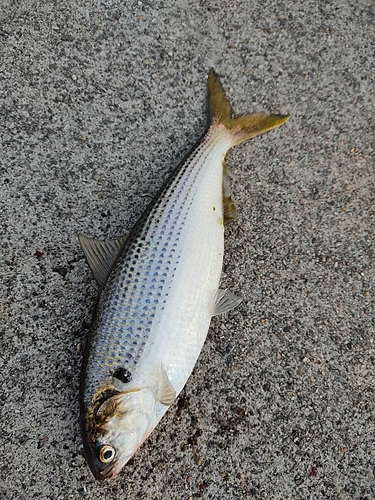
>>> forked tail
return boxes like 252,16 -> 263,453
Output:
207,69 -> 289,146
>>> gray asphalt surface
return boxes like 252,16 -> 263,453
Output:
1,0 -> 374,499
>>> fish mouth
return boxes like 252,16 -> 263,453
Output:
81,435 -> 118,480
85,450 -> 124,481
93,462 -> 119,481
85,445 -> 134,481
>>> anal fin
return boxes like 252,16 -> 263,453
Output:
78,233 -> 127,288
212,288 -> 242,316
223,167 -> 237,223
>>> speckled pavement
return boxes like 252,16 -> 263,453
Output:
1,1 -> 374,498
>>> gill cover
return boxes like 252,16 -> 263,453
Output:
82,387 -> 158,480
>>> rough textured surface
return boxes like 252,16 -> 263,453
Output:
1,0 -> 374,498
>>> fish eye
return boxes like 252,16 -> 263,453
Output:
98,444 -> 115,463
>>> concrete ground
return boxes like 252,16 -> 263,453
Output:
1,0 -> 374,498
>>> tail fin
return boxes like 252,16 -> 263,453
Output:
207,69 -> 289,146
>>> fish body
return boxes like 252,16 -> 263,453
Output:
79,69 -> 289,480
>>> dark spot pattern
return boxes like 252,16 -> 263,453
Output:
83,129 -> 225,403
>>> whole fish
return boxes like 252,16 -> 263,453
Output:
79,69 -> 289,480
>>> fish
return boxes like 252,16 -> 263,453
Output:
79,69 -> 289,480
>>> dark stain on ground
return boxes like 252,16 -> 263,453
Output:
187,428 -> 202,446
175,394 -> 190,417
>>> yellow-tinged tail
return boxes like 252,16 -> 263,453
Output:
207,69 -> 289,145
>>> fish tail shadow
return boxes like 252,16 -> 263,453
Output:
207,68 -> 289,146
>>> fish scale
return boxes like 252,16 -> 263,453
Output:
83,128 -> 228,403
79,69 -> 289,480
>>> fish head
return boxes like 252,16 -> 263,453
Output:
82,387 -> 157,480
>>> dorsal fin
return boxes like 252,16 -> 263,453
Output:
78,233 -> 127,288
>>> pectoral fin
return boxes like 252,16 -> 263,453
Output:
158,363 -> 176,406
212,288 -> 242,316
78,233 -> 127,288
